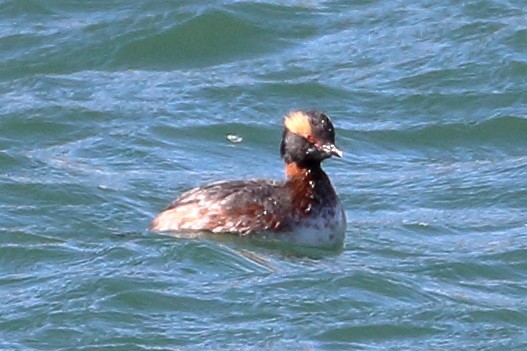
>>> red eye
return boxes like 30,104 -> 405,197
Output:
306,135 -> 316,143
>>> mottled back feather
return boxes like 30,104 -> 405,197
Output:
151,179 -> 293,234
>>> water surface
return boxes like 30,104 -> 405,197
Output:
1,1 -> 527,350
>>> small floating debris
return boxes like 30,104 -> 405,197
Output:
226,134 -> 243,143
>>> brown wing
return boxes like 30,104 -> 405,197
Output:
150,180 -> 291,235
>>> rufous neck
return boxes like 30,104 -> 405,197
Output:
284,161 -> 323,180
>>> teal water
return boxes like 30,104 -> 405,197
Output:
1,1 -> 527,350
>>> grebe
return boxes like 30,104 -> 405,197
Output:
150,110 -> 346,248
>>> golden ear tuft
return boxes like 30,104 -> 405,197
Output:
284,111 -> 312,137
